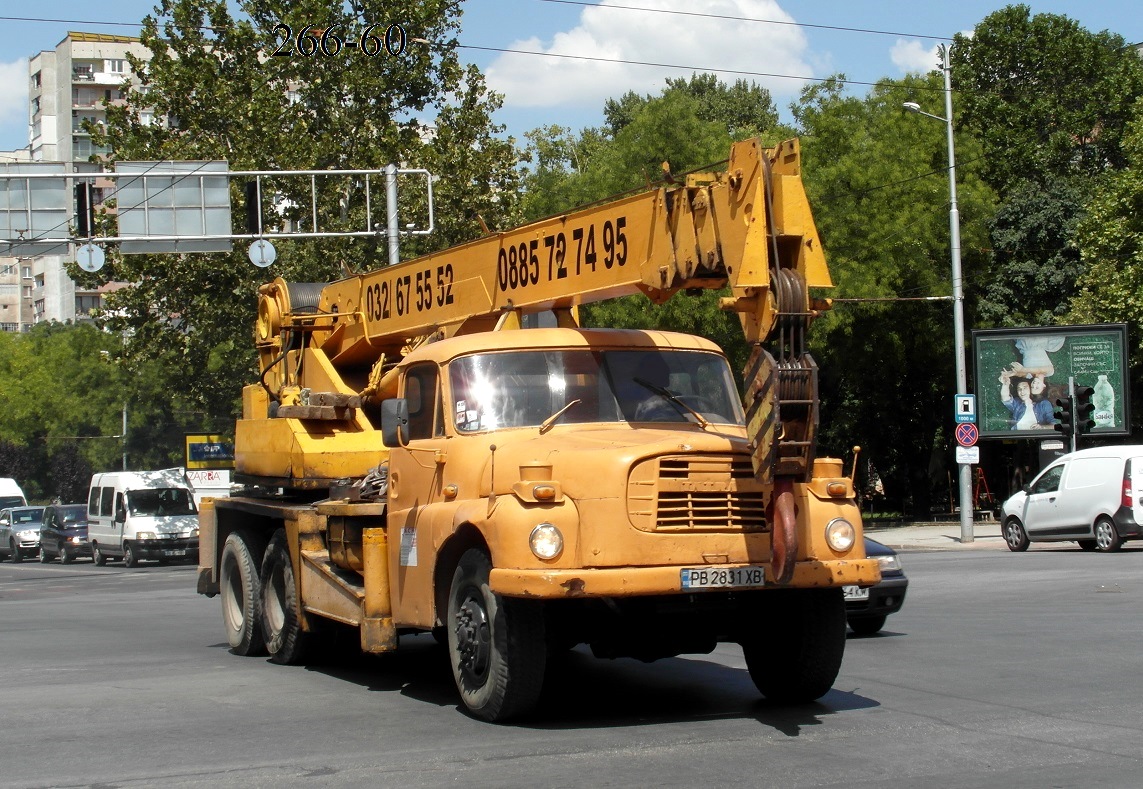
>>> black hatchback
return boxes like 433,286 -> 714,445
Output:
845,537 -> 908,635
39,504 -> 91,563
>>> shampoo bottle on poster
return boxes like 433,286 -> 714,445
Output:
1093,374 -> 1115,427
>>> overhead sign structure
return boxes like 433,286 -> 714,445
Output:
117,161 -> 233,254
0,162 -> 71,256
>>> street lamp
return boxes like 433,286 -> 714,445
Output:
904,43 -> 973,544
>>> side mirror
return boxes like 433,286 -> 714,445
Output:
380,399 -> 409,447
115,509 -> 126,523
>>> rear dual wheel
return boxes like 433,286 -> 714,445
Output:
260,530 -> 312,665
220,529 -> 268,657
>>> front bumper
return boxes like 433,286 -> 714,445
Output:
132,538 -> 199,560
846,575 -> 908,619
490,558 -> 881,599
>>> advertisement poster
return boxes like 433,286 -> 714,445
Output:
972,324 -> 1130,439
184,433 -> 236,469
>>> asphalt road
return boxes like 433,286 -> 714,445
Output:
2,548 -> 1142,788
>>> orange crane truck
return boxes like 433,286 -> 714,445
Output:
196,138 -> 880,721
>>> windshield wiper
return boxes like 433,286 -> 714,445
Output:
633,378 -> 710,429
539,399 -> 582,434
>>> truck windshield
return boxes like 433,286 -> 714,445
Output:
125,488 -> 198,517
449,348 -> 744,433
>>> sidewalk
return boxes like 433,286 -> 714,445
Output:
864,519 -> 1007,551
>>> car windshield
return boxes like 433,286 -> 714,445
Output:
125,488 -> 197,516
58,505 -> 86,524
12,509 -> 43,524
449,348 -> 744,433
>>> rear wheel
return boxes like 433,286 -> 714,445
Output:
220,529 -> 268,657
1094,516 -> 1123,553
123,542 -> 138,568
848,615 -> 887,636
92,543 -> 107,566
742,588 -> 846,703
447,549 -> 545,722
1003,518 -> 1030,552
260,530 -> 312,665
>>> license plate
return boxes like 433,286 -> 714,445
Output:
680,566 -> 767,589
162,549 -> 187,557
843,585 -> 870,600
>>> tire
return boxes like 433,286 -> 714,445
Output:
10,539 -> 21,563
59,542 -> 72,564
1094,516 -> 1123,553
220,529 -> 268,657
848,615 -> 887,636
123,542 -> 138,568
1078,540 -> 1097,552
447,549 -> 546,722
39,545 -> 51,563
1003,518 -> 1030,552
260,530 -> 312,665
742,588 -> 846,704
92,542 -> 107,566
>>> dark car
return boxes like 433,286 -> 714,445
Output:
845,537 -> 908,635
0,506 -> 45,562
38,504 -> 91,564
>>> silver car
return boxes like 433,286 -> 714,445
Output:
0,506 -> 46,563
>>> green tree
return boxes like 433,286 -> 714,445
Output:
951,6 -> 1143,328
1070,99 -> 1143,433
82,0 -> 520,425
794,75 -> 995,517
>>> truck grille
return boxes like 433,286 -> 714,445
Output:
628,455 -> 768,532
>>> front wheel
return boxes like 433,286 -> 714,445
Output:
59,543 -> 72,564
92,543 -> 107,566
742,588 -> 846,704
221,529 -> 268,657
447,549 -> 545,722
1094,516 -> 1123,553
123,542 -> 138,568
39,546 -> 51,563
10,540 -> 21,563
260,530 -> 312,665
1004,519 -> 1030,552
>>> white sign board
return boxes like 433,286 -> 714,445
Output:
955,446 -> 980,465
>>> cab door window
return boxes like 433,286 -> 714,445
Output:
404,364 -> 443,441
1032,464 -> 1064,495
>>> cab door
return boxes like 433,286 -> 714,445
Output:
386,362 -> 448,627
1024,462 -> 1066,536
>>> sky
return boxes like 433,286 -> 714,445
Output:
1,0 -> 1140,153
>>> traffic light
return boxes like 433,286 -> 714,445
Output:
1074,385 -> 1096,434
75,182 -> 94,238
1054,395 -> 1074,438
244,180 -> 262,235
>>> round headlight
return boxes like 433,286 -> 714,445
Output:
529,522 -> 563,560
825,518 -> 856,552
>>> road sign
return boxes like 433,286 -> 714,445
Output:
956,446 -> 980,464
955,423 -> 979,447
955,394 -> 977,424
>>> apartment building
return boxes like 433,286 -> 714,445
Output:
0,32 -> 149,331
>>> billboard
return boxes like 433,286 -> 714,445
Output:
184,433 -> 235,470
972,324 -> 1130,439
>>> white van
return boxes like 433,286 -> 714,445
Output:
0,478 -> 27,509
1000,445 -> 1143,552
87,469 -> 199,567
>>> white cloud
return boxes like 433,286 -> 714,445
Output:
890,39 -> 940,74
485,0 -> 812,110
0,59 -> 28,126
